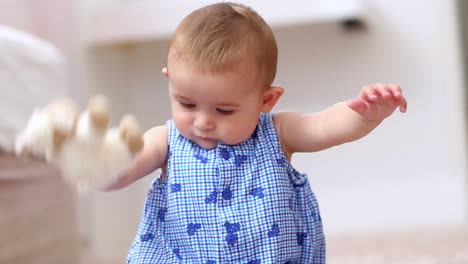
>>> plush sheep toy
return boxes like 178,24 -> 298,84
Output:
14,95 -> 144,192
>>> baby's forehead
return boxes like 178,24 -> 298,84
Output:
168,53 -> 259,77
168,63 -> 263,100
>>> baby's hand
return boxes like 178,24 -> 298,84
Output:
347,83 -> 407,121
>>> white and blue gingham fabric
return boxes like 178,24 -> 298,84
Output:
127,112 -> 326,264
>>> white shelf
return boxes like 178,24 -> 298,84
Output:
85,0 -> 363,46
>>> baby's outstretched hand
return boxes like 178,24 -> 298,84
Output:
347,83 -> 407,121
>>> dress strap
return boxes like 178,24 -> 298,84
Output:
259,112 -> 308,187
166,119 -> 178,148
258,112 -> 285,160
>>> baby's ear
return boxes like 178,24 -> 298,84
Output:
162,67 -> 168,77
261,86 -> 284,113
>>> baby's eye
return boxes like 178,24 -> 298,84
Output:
216,108 -> 234,115
180,102 -> 196,109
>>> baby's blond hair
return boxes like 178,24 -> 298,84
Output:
168,2 -> 278,88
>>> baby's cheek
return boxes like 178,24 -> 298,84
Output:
222,125 -> 251,145
173,119 -> 192,140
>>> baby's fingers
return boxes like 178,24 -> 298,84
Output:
387,84 -> 407,112
360,85 -> 381,102
395,92 -> 408,113
362,83 -> 395,105
362,83 -> 394,102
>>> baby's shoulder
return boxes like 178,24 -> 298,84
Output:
270,111 -> 299,134
143,125 -> 169,155
145,125 -> 168,141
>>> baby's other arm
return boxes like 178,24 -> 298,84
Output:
102,125 -> 168,191
275,83 -> 407,157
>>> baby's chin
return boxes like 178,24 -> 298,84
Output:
183,132 -> 249,149
196,138 -> 250,149
193,138 -> 219,149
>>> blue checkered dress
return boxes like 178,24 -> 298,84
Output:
127,113 -> 325,264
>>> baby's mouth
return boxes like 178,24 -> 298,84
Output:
198,136 -> 217,142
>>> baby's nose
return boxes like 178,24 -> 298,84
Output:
194,114 -> 214,131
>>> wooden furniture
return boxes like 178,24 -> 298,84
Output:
0,154 -> 80,264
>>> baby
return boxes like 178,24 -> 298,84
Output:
104,2 -> 407,264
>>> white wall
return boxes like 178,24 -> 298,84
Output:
273,0 -> 467,232
75,0 -> 467,260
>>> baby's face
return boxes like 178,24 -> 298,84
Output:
166,61 -> 265,149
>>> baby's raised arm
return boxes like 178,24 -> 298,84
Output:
275,83 -> 407,157
102,125 -> 168,191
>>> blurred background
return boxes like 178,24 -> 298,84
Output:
0,0 -> 467,263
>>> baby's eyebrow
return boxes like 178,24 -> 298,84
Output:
173,94 -> 192,101
216,103 -> 240,108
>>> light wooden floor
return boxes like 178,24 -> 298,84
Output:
327,225 -> 468,264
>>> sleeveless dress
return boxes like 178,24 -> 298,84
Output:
127,113 -> 325,264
